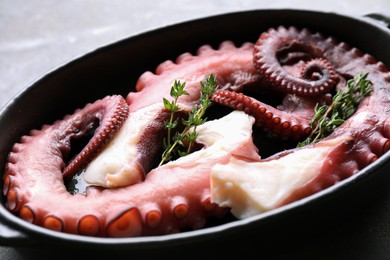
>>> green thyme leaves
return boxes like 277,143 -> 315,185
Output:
159,74 -> 218,166
297,73 -> 373,147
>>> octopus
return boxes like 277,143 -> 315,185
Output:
2,26 -> 390,237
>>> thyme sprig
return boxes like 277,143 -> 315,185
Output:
162,80 -> 189,149
159,74 -> 218,166
297,72 -> 373,147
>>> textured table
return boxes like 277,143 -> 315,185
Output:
1,0 -> 390,259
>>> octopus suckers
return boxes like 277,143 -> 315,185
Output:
107,208 -> 142,238
78,215 -> 100,236
43,216 -> 63,232
19,206 -> 34,223
146,210 -> 162,228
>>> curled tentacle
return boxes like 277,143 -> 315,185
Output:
253,26 -> 339,96
62,95 -> 129,179
211,26 -> 390,220
300,58 -> 336,83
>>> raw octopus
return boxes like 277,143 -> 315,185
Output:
2,26 -> 390,237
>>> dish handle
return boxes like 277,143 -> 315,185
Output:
364,12 -> 390,29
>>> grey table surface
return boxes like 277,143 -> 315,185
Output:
1,0 -> 390,259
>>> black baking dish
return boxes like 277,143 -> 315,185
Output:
0,9 -> 390,258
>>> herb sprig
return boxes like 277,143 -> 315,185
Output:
297,72 -> 373,147
159,74 -> 218,166
162,80 -> 189,151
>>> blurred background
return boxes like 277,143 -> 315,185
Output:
0,0 -> 390,259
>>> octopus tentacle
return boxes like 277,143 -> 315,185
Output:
3,110 -> 257,237
129,40 -> 261,111
253,26 -> 340,96
83,41 -> 264,189
211,89 -> 312,140
4,42 -> 264,236
62,95 -> 129,179
4,25 -> 390,239
210,27 -> 390,220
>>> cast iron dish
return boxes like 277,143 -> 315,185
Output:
0,9 -> 390,256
